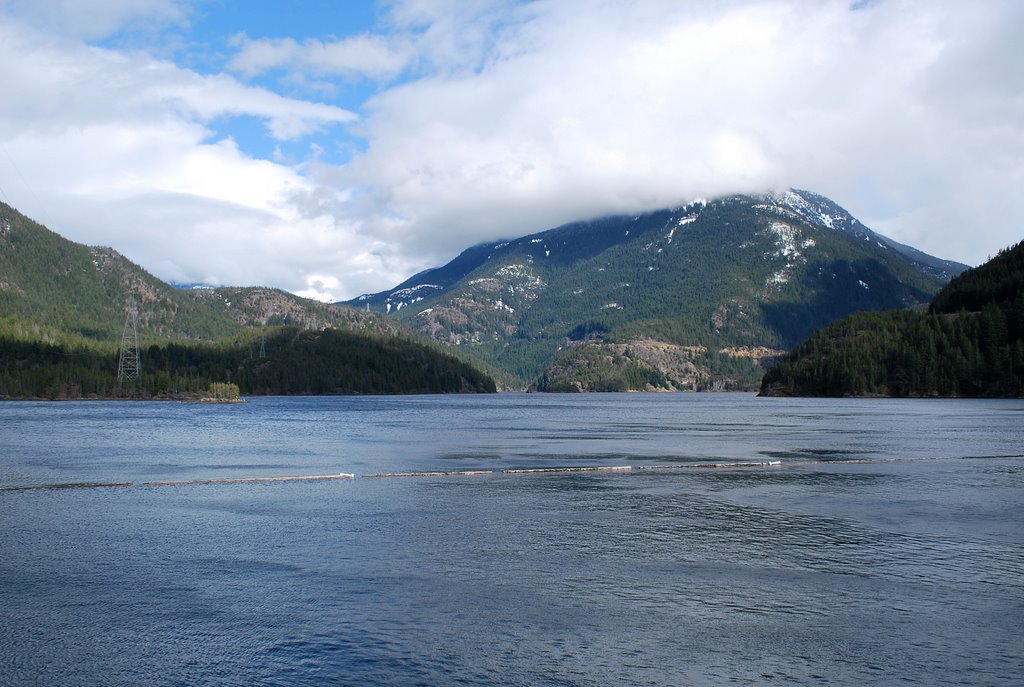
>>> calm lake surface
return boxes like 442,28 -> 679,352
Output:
1,393 -> 1022,686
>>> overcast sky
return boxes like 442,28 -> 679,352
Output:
0,0 -> 1021,301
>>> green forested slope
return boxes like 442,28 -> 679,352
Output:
760,241 -> 1024,397
929,242 -> 1024,315
0,203 -> 495,397
0,202 -> 400,344
0,325 -> 495,399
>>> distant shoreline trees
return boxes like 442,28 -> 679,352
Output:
0,325 -> 496,400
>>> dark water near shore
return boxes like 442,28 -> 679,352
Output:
1,393 -> 1022,686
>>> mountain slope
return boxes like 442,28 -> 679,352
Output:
346,190 -> 965,389
0,202 -> 496,397
0,201 -> 399,344
759,240 -> 1024,397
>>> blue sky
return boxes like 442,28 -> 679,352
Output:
0,0 -> 1022,300
104,1 -> 383,164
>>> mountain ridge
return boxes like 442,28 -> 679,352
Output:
0,201 -> 497,398
1,191 -> 969,395
350,189 -> 965,311
0,200 -> 401,344
344,189 -> 967,389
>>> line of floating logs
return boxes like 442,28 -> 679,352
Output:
364,470 -> 495,478
503,466 -> 633,474
10,455 -> 1024,493
142,473 -> 354,486
639,461 -> 783,470
1,464 -> 780,491
0,481 -> 134,492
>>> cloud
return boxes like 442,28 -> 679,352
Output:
228,32 -> 412,82
341,2 -> 848,249
0,0 -> 188,40
333,0 -> 1024,273
2,0 -> 1022,305
0,16 -> 396,301
0,25 -> 356,142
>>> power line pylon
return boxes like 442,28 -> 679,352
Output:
117,294 -> 140,384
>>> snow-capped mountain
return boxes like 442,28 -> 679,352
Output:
762,189 -> 963,281
345,190 -> 967,389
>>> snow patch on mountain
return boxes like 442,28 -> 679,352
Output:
391,284 -> 442,300
496,264 -> 527,278
763,221 -> 815,289
767,221 -> 800,258
665,215 -> 699,245
493,299 -> 514,313
495,264 -> 545,289
759,189 -> 884,250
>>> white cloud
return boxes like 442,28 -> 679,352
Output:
228,33 -> 412,82
2,0 -> 1022,305
336,0 -> 1024,271
0,16 -> 398,298
0,27 -> 355,143
0,0 -> 188,40
295,274 -> 343,302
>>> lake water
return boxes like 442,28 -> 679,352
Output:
1,393 -> 1022,686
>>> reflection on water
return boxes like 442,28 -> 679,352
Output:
1,394 -> 1023,686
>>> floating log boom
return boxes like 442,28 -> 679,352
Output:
639,461 -> 782,470
142,473 -> 354,486
503,466 -> 633,474
0,481 -> 134,492
364,470 -> 494,478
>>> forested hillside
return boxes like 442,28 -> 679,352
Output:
0,201 -> 399,344
0,203 -> 496,398
760,241 -> 1024,397
0,324 -> 495,399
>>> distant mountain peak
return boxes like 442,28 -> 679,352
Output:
342,189 -> 969,389
755,188 -> 867,236
753,188 -> 965,281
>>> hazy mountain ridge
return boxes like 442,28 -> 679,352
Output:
346,190 -> 966,389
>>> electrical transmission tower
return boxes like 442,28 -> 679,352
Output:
117,294 -> 141,384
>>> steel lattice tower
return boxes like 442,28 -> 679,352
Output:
117,295 -> 140,384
